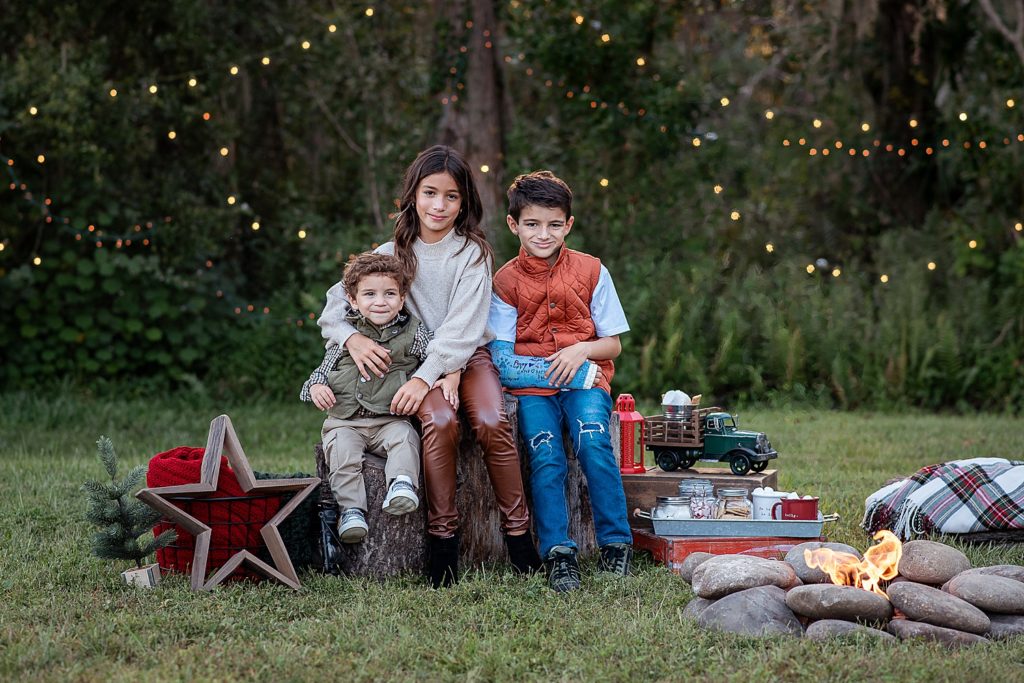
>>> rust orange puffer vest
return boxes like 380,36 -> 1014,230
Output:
492,246 -> 614,396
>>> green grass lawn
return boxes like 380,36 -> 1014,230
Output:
2,392 -> 1023,682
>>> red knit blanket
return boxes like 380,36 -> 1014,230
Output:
148,446 -> 282,578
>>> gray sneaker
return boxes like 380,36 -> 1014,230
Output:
598,543 -> 633,576
382,475 -> 419,515
338,508 -> 368,543
545,545 -> 581,593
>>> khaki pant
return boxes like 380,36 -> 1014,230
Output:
322,414 -> 420,512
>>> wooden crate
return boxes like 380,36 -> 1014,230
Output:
633,528 -> 821,576
622,467 -> 778,531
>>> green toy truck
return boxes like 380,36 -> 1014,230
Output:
643,404 -> 777,475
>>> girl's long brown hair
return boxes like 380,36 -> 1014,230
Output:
392,145 -> 492,277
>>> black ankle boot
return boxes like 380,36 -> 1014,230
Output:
428,534 -> 459,588
504,532 -> 542,575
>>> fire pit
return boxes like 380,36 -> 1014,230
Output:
681,531 -> 1024,647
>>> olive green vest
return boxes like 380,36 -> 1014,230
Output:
326,311 -> 423,420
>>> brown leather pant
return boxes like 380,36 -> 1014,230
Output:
418,347 -> 531,538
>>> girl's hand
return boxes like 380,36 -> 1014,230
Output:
310,384 -> 336,411
391,377 -> 430,415
345,333 -> 392,380
544,342 -> 591,387
432,371 -> 462,410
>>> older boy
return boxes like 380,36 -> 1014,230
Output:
489,171 -> 633,592
301,253 -> 455,543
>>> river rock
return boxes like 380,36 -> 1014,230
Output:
691,555 -> 800,599
680,552 -> 714,583
805,619 -> 896,641
944,573 -> 1024,614
697,585 -> 803,637
785,584 -> 893,623
784,541 -> 862,584
886,619 -> 990,648
682,597 -> 716,621
897,540 -> 970,584
944,565 -> 1024,587
886,582 -> 990,634
986,614 -> 1024,640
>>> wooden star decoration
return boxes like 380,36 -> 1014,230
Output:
136,414 -> 320,591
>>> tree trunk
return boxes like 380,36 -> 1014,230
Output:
434,0 -> 507,239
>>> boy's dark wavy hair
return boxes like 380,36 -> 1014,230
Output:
342,252 -> 411,298
392,145 -> 492,275
506,170 -> 573,222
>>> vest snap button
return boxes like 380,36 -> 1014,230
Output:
549,302 -> 556,308
357,392 -> 363,398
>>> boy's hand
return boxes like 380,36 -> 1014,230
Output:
544,342 -> 591,387
391,377 -> 430,415
432,370 -> 462,410
310,384 -> 336,411
345,333 -> 391,380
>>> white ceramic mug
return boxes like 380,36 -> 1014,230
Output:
751,490 -> 788,520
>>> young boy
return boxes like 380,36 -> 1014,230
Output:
301,253 -> 455,542
489,170 -> 633,592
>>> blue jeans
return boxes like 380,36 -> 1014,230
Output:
518,389 -> 632,557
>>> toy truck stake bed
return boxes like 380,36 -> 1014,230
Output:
643,406 -> 777,475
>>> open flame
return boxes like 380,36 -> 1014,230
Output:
803,530 -> 903,598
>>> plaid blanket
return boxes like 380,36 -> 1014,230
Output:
861,457 -> 1024,540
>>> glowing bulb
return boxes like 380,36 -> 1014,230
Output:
959,112 -> 967,121
713,184 -> 723,194
230,65 -> 239,75
220,147 -> 229,157
251,221 -> 260,231
298,229 -> 307,239
813,119 -> 822,128
927,261 -> 936,270
880,274 -> 889,283
601,34 -> 611,42
730,211 -> 740,221
720,97 -> 730,107
765,110 -> 774,120
861,122 -> 870,132
806,264 -> 815,274
302,40 -> 311,50
36,154 -> 45,164
29,106 -> 38,116
188,77 -> 198,87
0,243 -> 4,251
1008,99 -> 1016,108
832,268 -> 841,277
261,56 -> 271,66
480,164 -> 490,173
636,57 -> 646,66
692,137 -> 701,147
1015,222 -> 1022,232
599,178 -> 609,187
149,84 -> 158,94
365,7 -> 374,16
575,15 -> 584,24
227,195 -> 236,205
168,131 -> 177,140
109,88 -> 118,98
328,24 -> 337,32
33,256 -> 41,266
765,243 -> 774,253
203,112 -> 211,121
908,118 -> 918,128
968,239 -> 977,249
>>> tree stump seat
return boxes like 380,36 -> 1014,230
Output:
313,394 -> 597,578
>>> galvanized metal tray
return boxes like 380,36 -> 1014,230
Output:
635,510 -> 833,538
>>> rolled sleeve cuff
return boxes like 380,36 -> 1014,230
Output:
413,356 -> 447,388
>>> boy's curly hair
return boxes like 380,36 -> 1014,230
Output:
507,170 -> 573,221
343,252 -> 411,298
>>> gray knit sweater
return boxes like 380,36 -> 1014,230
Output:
318,229 -> 495,387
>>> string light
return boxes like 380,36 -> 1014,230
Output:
720,97 -> 730,107
188,78 -> 198,87
1008,99 -> 1016,108
149,84 -> 158,94
691,137 -> 701,147
927,262 -> 937,270
806,264 -> 815,274
968,239 -> 977,249
880,274 -> 889,283
365,7 -> 374,16
261,56 -> 271,66
227,195 -> 236,205
765,243 -> 774,253
109,88 -> 117,97
575,15 -> 584,25
861,122 -> 870,132
765,110 -> 775,120
908,118 -> 918,128
168,131 -> 177,140
831,267 -> 841,277
958,112 -> 967,121
599,178 -> 609,187
328,24 -> 337,32
301,40 -> 311,50
813,119 -> 822,128
36,154 -> 45,164
33,256 -> 41,266
219,147 -> 229,157
251,221 -> 260,231
298,229 -> 307,239
480,164 -> 490,173
229,65 -> 239,75
713,184 -> 723,194
636,57 -> 646,66
730,211 -> 741,220
601,34 -> 611,42
1015,222 -> 1022,232
28,106 -> 38,116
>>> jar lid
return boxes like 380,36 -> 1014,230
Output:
656,495 -> 690,505
718,488 -> 749,496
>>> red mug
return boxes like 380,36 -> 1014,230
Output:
771,497 -> 819,521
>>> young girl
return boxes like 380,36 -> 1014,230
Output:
318,145 -> 541,587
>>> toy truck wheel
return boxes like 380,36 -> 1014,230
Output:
680,457 -> 697,470
751,460 -> 768,473
655,449 -> 681,472
728,452 -> 751,476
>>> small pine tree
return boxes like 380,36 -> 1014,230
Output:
82,436 -> 176,569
